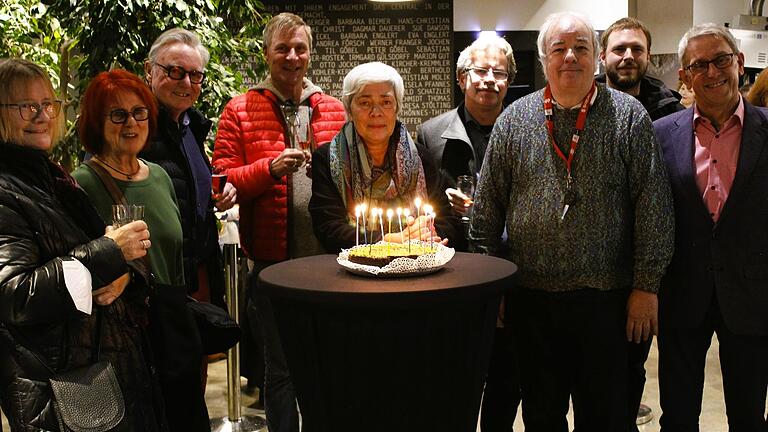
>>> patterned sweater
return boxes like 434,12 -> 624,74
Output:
470,84 -> 674,293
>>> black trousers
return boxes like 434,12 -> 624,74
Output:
627,337 -> 653,432
511,286 -> 629,432
658,296 -> 768,432
480,326 -> 522,431
159,371 -> 210,432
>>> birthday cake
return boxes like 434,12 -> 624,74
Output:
347,243 -> 438,267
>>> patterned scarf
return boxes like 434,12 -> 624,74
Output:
329,121 -> 427,223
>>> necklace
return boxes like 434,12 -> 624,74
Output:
94,156 -> 140,180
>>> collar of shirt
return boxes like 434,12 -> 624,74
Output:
693,96 -> 745,131
462,105 -> 494,135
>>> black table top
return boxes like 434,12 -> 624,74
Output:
257,252 -> 517,305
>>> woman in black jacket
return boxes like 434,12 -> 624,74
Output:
0,59 -> 164,431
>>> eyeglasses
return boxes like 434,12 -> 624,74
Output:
0,100 -> 63,120
465,66 -> 509,81
154,63 -> 206,84
108,107 -> 150,124
684,53 -> 736,76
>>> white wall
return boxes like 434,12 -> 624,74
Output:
454,0 -> 752,54
637,0 -> 694,54
694,0 -> 750,26
453,0 -> 628,31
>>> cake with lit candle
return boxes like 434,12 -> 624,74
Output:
347,243 -> 438,267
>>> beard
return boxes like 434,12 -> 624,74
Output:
606,62 -> 647,91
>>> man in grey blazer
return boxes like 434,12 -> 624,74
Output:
416,35 -> 520,431
654,23 -> 768,431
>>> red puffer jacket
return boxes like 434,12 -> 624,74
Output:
213,89 -> 346,261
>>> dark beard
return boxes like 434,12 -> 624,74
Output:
606,66 -> 645,91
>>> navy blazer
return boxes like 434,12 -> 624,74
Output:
654,102 -> 768,336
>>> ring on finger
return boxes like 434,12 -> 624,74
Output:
141,239 -> 149,249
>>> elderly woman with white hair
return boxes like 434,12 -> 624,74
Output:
310,62 -> 449,252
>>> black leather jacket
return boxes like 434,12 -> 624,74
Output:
0,142 -> 163,431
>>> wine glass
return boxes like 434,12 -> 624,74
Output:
456,175 -> 475,222
112,204 -> 145,227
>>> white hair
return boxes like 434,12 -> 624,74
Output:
148,28 -> 210,67
536,12 -> 599,80
342,62 -> 404,117
677,23 -> 740,66
456,34 -> 517,82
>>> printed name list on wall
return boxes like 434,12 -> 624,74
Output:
265,0 -> 454,133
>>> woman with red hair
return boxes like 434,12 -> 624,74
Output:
72,70 -> 208,430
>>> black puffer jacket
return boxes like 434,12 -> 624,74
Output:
140,107 -> 224,304
0,142 -> 165,431
595,73 -> 685,121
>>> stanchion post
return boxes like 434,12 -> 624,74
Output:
224,243 -> 242,420
211,243 -> 266,432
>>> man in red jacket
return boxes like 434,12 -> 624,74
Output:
212,12 -> 346,432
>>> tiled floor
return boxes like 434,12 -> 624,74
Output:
2,335 -> 764,431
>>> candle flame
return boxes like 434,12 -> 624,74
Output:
386,208 -> 394,219
396,207 -> 402,216
414,197 -> 422,208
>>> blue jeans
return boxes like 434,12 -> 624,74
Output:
248,266 -> 299,432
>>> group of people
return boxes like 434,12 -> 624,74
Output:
0,30 -> 235,431
0,7 -> 765,432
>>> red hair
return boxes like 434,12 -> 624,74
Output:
78,69 -> 158,155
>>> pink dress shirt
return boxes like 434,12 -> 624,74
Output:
693,98 -> 744,222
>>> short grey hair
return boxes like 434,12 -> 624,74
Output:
148,28 -> 210,67
678,23 -> 740,67
456,35 -> 517,83
536,12 -> 599,80
264,13 -> 313,52
342,62 -> 404,117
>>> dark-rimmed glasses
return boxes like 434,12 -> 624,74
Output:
465,66 -> 509,81
684,53 -> 736,76
108,107 -> 150,124
0,100 -> 63,120
154,63 -> 206,84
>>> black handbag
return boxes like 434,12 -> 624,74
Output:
10,311 -> 126,432
49,361 -> 125,432
187,296 -> 241,355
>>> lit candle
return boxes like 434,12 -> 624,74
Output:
354,205 -> 361,247
414,198 -> 422,243
396,207 -> 403,238
423,204 -> 433,245
378,208 -> 384,241
430,211 -> 437,250
360,203 -> 368,244
370,207 -> 377,253
403,208 -> 411,253
386,209 -> 394,254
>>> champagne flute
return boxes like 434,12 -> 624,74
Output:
211,166 -> 228,196
456,175 -> 475,223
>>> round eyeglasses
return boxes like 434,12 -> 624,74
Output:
0,100 -> 63,120
108,107 -> 150,124
155,63 -> 206,84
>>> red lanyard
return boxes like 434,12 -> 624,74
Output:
543,81 -> 597,177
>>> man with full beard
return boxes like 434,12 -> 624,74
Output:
597,17 -> 685,432
598,17 -> 684,122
